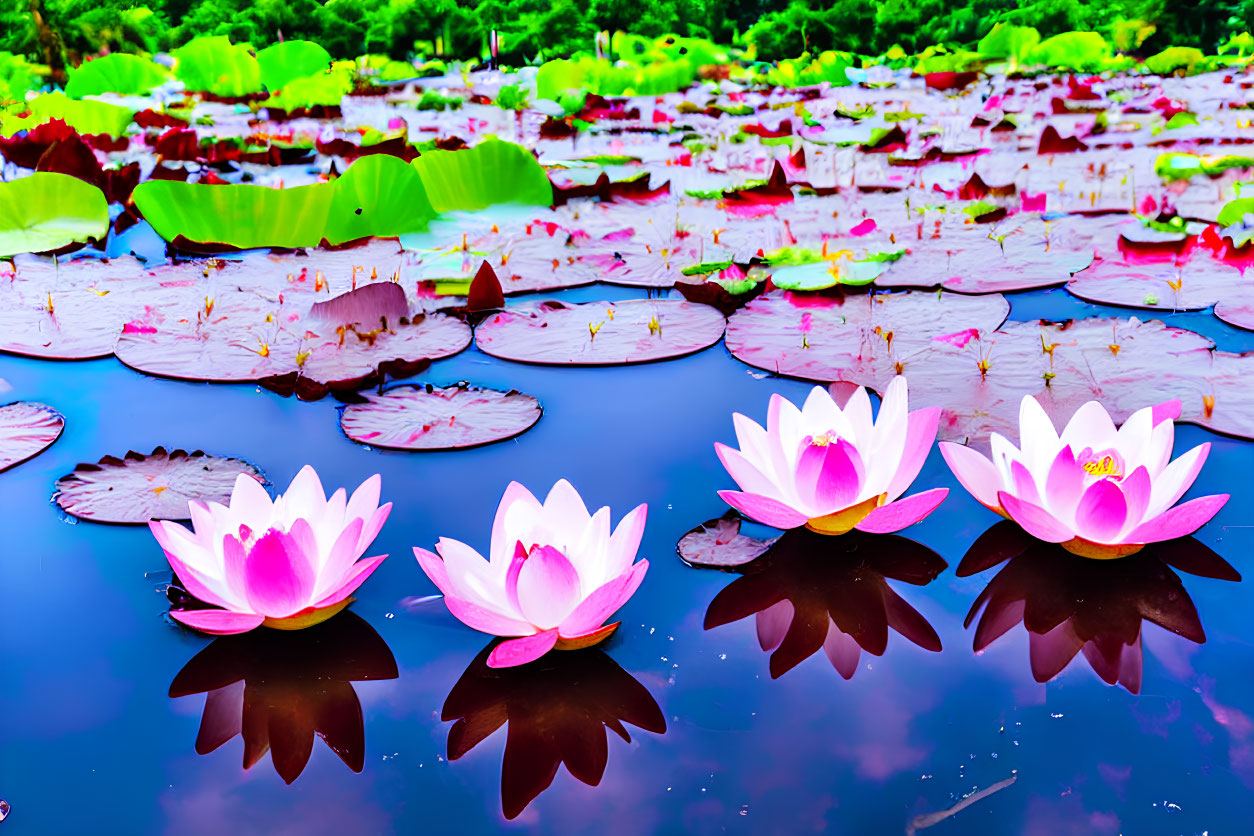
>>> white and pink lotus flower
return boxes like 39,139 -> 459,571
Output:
941,397 -> 1228,559
415,480 -> 648,668
151,466 -> 392,634
716,377 -> 948,535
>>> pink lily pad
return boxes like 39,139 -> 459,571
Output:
340,383 -> 542,450
0,256 -> 194,360
475,299 -> 725,365
0,401 -> 65,472
113,286 -> 472,400
677,511 -> 778,569
677,511 -> 772,569
1067,253 -> 1254,332
725,289 -> 1010,382
878,214 -> 1100,293
53,447 -> 266,524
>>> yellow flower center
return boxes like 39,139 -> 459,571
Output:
810,432 -> 836,447
1081,454 -> 1121,479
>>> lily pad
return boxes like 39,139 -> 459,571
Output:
676,511 -> 778,568
0,93 -> 133,139
65,54 -> 168,98
256,41 -> 333,92
172,36 -> 263,98
340,383 -> 542,450
134,155 -> 436,250
114,286 -> 472,399
0,173 -> 110,257
475,299 -> 725,365
0,401 -> 64,472
412,138 -> 552,213
725,290 -> 1010,382
53,447 -> 265,524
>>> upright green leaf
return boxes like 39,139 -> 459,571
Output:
412,138 -> 551,212
0,174 -> 110,256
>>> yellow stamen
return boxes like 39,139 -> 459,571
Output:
1082,455 -> 1121,478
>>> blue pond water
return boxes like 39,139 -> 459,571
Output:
1,284 -> 1252,835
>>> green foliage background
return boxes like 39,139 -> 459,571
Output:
1,0 -> 1251,66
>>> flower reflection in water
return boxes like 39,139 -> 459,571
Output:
701,525 -> 947,679
442,643 -> 666,820
168,612 -> 398,784
960,521 -> 1242,694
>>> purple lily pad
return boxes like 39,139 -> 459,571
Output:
676,511 -> 778,569
53,447 -> 266,524
340,383 -> 542,450
725,289 -> 1010,382
836,315 -> 1254,445
475,299 -> 725,365
0,256 -> 194,360
114,285 -> 472,399
878,214 -> 1100,293
1067,254 -> 1254,332
0,402 -> 65,472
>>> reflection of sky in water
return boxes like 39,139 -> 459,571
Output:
1,283 -> 1253,834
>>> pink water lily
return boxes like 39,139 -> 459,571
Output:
151,466 -> 391,634
716,377 -> 948,535
414,480 -> 648,668
940,397 -> 1229,559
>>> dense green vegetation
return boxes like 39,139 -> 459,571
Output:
2,0 -> 1253,74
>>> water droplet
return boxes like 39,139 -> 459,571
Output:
0,799 -> 10,821
666,504 -> 673,510
384,612 -> 394,619
718,653 -> 727,660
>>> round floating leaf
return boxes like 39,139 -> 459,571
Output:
677,511 -> 778,568
725,290 -> 1010,382
256,41 -> 333,91
412,138 -> 552,213
475,299 -> 725,365
54,447 -> 265,524
0,401 -> 64,472
172,36 -> 263,97
114,287 -> 472,399
0,173 -> 109,256
340,383 -> 542,450
65,54 -> 168,98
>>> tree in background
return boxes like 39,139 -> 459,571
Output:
0,0 -> 1250,69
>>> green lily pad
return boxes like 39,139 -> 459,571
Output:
1,93 -> 133,138
1145,47 -> 1204,76
134,179 -> 329,249
173,36 -> 263,97
134,155 -> 435,249
327,155 -> 436,243
412,138 -> 551,213
978,24 -> 1040,62
1025,32 -> 1110,71
65,54 -> 169,98
268,70 -> 352,111
0,173 -> 109,256
256,41 -> 332,91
